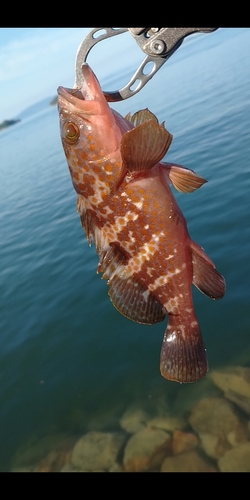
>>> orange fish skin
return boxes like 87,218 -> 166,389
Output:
57,64 -> 225,384
57,66 -> 132,211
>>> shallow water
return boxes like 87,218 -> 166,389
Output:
1,28 -> 250,470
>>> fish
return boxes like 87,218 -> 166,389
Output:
57,63 -> 225,383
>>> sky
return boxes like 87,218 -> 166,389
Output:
0,28 -> 136,122
0,28 -> 248,123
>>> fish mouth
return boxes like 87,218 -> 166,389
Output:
57,86 -> 84,105
57,63 -> 101,105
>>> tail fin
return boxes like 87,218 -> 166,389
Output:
160,315 -> 208,383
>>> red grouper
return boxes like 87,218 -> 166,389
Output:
57,63 -> 225,383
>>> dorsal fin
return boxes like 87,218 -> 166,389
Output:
125,108 -> 159,126
98,243 -> 166,324
121,120 -> 172,173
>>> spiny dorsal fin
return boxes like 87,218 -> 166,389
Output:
125,108 -> 159,126
121,120 -> 172,172
160,162 -> 207,193
190,241 -> 226,299
98,243 -> 166,324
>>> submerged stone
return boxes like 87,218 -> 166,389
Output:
161,450 -> 217,472
123,427 -> 171,472
189,397 -> 249,459
71,431 -> 126,471
210,366 -> 250,415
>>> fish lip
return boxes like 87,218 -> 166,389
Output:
57,86 -> 84,104
57,64 -> 101,106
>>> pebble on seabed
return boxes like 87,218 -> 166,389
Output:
10,366 -> 250,472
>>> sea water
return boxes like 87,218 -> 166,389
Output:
0,28 -> 250,470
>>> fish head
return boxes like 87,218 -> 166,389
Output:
57,64 -> 125,196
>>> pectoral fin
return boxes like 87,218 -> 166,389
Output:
160,162 -> 207,193
190,241 -> 226,299
98,243 -> 166,324
121,120 -> 172,173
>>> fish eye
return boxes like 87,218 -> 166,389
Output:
63,122 -> 80,145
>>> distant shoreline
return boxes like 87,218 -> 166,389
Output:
50,96 -> 58,106
1,96 -> 58,131
0,119 -> 21,131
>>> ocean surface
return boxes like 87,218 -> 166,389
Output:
0,28 -> 250,470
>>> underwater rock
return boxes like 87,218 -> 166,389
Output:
172,430 -> 199,455
147,415 -> 187,432
11,433 -> 76,469
120,406 -> 150,434
210,366 -> 250,415
218,442 -> 250,472
123,427 -> 171,472
70,431 -> 126,471
61,463 -> 88,472
85,400 -> 125,432
35,451 -> 58,472
189,397 -> 248,460
109,462 -> 123,472
11,466 -> 35,472
35,449 -> 72,472
161,450 -> 218,472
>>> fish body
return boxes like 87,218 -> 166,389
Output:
58,64 -> 225,383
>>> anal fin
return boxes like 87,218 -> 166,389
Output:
98,243 -> 166,324
190,241 -> 226,299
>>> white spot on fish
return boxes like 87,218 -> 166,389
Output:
146,267 -> 155,278
133,200 -> 143,209
142,289 -> 150,302
164,296 -> 180,313
166,331 -> 176,342
149,268 -> 182,292
128,231 -> 135,243
165,254 -> 174,261
128,213 -> 138,222
191,321 -> 198,328
144,224 -> 149,230
179,325 -> 186,340
152,233 -> 160,242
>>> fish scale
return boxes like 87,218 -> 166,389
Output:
58,63 -> 225,383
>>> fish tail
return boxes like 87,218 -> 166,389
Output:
160,315 -> 208,383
